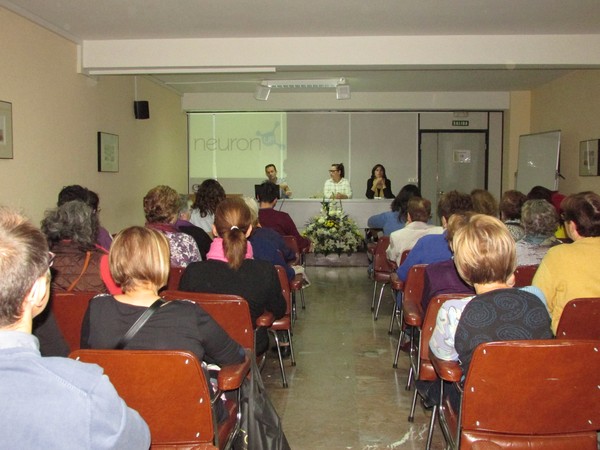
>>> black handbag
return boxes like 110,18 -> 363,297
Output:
234,356 -> 291,450
115,299 -> 165,349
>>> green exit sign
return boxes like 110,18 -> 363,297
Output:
452,120 -> 470,126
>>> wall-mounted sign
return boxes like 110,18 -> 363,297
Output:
452,120 -> 470,127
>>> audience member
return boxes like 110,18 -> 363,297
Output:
470,188 -> 499,217
420,212 -> 476,312
527,185 -> 568,240
81,226 -> 245,423
396,190 -> 472,281
0,207 -> 150,449
386,197 -> 443,266
179,197 -> 286,355
427,214 -> 552,409
365,164 -> 394,199
41,200 -> 112,292
367,184 -> 421,236
143,185 -> 201,267
190,179 -> 226,236
499,189 -> 527,241
175,194 -> 212,259
265,164 -> 292,198
516,199 -> 561,266
533,191 -> 600,333
243,197 -> 296,281
324,163 -> 352,199
58,184 -> 113,250
257,181 -> 311,253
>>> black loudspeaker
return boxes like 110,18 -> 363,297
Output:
133,100 -> 150,120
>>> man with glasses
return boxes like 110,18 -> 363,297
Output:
0,207 -> 150,448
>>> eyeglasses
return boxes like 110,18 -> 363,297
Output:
329,170 -> 338,173
48,252 -> 56,268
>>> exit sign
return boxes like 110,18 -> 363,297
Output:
452,120 -> 470,126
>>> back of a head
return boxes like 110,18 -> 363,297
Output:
110,226 -> 170,293
437,190 -> 473,220
143,185 -> 180,224
391,184 -> 421,214
242,197 -> 260,227
500,190 -> 527,220
41,200 -> 98,249
214,197 -> 252,270
192,179 -> 226,216
257,181 -> 279,204
453,214 -> 516,286
0,207 -> 49,327
57,185 -> 88,206
527,185 -> 553,202
446,211 -> 476,248
471,189 -> 499,217
521,199 -> 558,237
561,191 -> 600,237
407,197 -> 431,223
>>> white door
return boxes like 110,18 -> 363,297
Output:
420,131 -> 487,225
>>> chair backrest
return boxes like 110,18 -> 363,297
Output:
161,290 -> 254,351
513,264 -> 538,287
373,236 -> 393,273
274,265 -> 292,316
420,293 -> 472,378
70,349 -> 217,448
460,340 -> 600,448
166,266 -> 185,291
51,290 -> 99,352
399,249 -> 410,266
556,297 -> 600,339
403,264 -> 427,314
282,235 -> 300,264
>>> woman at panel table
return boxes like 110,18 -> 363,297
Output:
323,163 -> 352,199
365,164 -> 394,199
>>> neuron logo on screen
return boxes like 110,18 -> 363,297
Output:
256,121 -> 286,150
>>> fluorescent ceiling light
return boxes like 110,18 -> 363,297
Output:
85,66 -> 277,75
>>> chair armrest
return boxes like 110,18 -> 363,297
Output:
389,260 -> 398,271
430,351 -> 463,383
256,311 -> 274,328
390,272 -> 404,291
218,354 -> 251,391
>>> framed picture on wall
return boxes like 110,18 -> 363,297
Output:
98,132 -> 119,172
0,101 -> 13,159
579,139 -> 599,176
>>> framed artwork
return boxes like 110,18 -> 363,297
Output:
98,132 -> 119,172
579,139 -> 599,177
0,101 -> 13,159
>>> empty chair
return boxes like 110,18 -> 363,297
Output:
51,290 -> 98,352
513,264 -> 538,287
71,349 -> 250,449
271,265 -> 296,387
430,339 -> 600,450
555,297 -> 600,339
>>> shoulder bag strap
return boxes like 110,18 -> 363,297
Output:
67,251 -> 92,292
115,299 -> 166,349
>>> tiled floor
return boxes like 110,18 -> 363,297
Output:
261,266 -> 447,450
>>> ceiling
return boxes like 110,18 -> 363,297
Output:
3,0 -> 600,95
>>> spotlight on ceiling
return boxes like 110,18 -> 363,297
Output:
254,77 -> 350,100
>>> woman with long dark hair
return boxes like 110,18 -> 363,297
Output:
190,179 -> 226,236
180,197 -> 286,354
365,164 -> 394,199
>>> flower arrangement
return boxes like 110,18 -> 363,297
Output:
302,200 -> 364,256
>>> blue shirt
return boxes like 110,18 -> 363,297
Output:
367,210 -> 405,236
0,331 -> 150,449
396,231 -> 452,281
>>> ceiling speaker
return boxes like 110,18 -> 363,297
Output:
134,100 -> 150,120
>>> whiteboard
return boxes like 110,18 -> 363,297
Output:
516,130 -> 561,194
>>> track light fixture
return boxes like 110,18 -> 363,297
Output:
254,77 -> 350,101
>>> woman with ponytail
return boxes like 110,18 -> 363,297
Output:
179,197 -> 286,355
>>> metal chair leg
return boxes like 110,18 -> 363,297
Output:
270,331 -> 288,388
371,280 -> 378,311
373,282 -> 387,320
426,404 -> 438,450
408,383 -> 419,422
